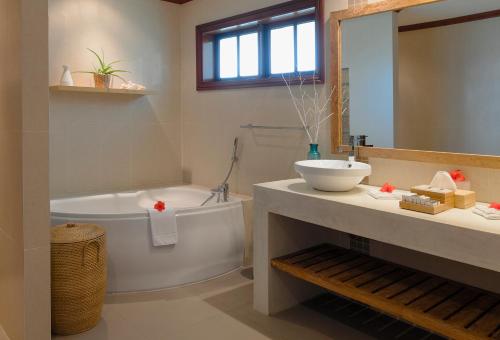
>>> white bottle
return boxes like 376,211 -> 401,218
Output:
60,65 -> 74,86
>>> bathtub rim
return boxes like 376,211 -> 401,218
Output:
50,185 -> 245,220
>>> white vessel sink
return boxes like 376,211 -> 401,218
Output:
295,160 -> 372,192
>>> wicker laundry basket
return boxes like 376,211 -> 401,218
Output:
51,223 -> 107,335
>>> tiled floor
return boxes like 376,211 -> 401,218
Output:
52,268 -> 441,340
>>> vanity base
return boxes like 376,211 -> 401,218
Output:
272,244 -> 500,340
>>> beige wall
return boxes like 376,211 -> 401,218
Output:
179,0 -> 353,196
398,18 -> 500,155
49,0 -> 182,198
1,0 -> 50,339
47,0 -> 373,198
0,0 -> 24,337
23,0 -> 51,337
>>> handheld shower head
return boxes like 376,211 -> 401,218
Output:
232,137 -> 239,161
202,137 -> 240,206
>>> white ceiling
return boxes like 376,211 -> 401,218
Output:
398,0 -> 500,26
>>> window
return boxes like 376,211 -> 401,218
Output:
269,20 -> 317,75
239,33 -> 259,76
219,36 -> 238,78
217,32 -> 259,79
196,0 -> 324,90
297,21 -> 316,72
270,26 -> 295,74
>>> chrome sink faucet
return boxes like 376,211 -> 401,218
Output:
347,136 -> 356,168
338,135 -> 368,168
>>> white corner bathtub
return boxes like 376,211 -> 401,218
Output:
50,186 -> 245,293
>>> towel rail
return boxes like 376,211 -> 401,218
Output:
240,124 -> 304,131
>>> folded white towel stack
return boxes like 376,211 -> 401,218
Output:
149,207 -> 178,246
120,81 -> 146,91
368,189 -> 404,200
473,205 -> 500,220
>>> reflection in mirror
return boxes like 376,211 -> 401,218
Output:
341,12 -> 397,148
341,0 -> 500,155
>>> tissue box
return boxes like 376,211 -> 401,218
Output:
454,190 -> 476,209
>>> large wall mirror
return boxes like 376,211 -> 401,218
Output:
331,0 -> 500,159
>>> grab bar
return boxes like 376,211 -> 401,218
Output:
240,124 -> 304,131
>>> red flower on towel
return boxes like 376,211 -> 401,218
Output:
449,169 -> 466,182
380,182 -> 396,193
489,202 -> 500,210
154,201 -> 166,212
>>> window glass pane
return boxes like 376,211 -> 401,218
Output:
239,33 -> 259,77
270,26 -> 295,74
202,40 -> 214,80
297,21 -> 316,72
219,36 -> 238,78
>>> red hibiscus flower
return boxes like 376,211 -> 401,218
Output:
449,169 -> 466,182
380,182 -> 396,193
154,201 -> 166,212
489,202 -> 500,210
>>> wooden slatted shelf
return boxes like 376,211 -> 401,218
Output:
271,244 -> 500,340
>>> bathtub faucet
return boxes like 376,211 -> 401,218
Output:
212,183 -> 229,203
201,138 -> 239,206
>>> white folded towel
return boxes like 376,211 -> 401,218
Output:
120,81 -> 146,91
473,205 -> 500,220
368,189 -> 404,200
149,207 -> 178,246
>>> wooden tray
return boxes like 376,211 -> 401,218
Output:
271,244 -> 500,340
399,201 -> 453,215
411,185 -> 455,205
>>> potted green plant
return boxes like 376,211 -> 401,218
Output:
81,49 -> 129,89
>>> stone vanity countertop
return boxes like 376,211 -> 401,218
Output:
254,179 -> 500,273
256,178 -> 500,235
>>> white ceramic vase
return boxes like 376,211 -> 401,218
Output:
60,65 -> 74,86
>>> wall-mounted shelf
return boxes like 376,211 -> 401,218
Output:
49,85 -> 154,96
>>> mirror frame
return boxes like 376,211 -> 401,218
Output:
329,0 -> 500,169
